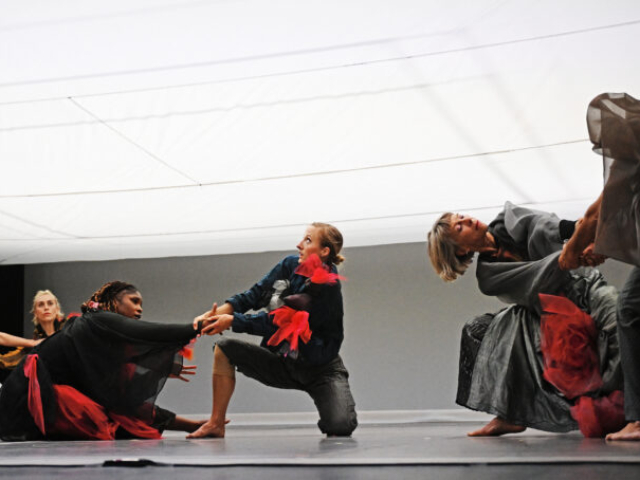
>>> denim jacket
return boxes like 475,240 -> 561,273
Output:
225,255 -> 344,366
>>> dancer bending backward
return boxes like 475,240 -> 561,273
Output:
428,202 -> 622,436
0,281 -> 211,441
559,92 -> 640,441
189,222 -> 358,438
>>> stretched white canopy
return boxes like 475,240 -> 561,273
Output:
1,0 -> 638,264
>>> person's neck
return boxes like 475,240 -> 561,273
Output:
476,232 -> 497,255
39,320 -> 55,336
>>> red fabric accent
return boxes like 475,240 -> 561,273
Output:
294,254 -> 323,277
122,363 -> 137,382
180,339 -> 195,361
539,294 -> 602,398
294,254 -> 345,285
50,385 -> 161,440
51,385 -> 117,440
570,391 -> 626,437
109,412 -> 161,439
23,354 -> 46,435
267,306 -> 312,352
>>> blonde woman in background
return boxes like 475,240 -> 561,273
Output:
0,290 -> 66,382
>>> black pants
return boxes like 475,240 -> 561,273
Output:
216,338 -> 358,436
617,266 -> 640,421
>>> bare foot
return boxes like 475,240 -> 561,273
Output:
183,419 -> 207,433
468,417 -> 526,437
186,420 -> 225,439
606,422 -> 640,441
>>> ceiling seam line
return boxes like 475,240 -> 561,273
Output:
0,138 -> 590,199
0,197 -> 597,242
66,97 -> 202,186
0,209 -> 78,238
0,18 -> 638,97
0,78 -> 485,132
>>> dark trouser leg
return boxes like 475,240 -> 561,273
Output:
617,266 -> 640,421
304,357 -> 358,436
216,338 -> 301,389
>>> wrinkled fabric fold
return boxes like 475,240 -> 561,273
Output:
588,92 -> 640,266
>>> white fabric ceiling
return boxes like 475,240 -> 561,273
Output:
1,0 -> 638,264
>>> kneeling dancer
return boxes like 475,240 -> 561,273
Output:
190,222 -> 358,438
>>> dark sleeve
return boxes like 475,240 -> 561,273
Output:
501,201 -> 567,260
559,220 -> 577,241
151,405 -> 176,432
476,252 -> 571,315
226,256 -> 297,313
231,311 -> 277,338
88,311 -> 199,344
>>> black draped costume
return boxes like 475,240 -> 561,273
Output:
0,318 -> 67,383
0,311 -> 199,441
457,202 -> 622,432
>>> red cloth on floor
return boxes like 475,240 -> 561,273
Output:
24,355 -> 161,440
51,385 -> 118,440
109,412 -> 162,439
570,391 -> 626,438
50,385 -> 161,440
539,294 -> 603,398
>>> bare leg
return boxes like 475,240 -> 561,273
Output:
187,347 -> 236,439
606,421 -> 640,441
467,417 -> 526,437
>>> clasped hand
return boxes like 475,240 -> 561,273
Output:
193,302 -> 233,336
559,242 -> 607,270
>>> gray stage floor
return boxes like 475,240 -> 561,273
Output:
1,417 -> 640,479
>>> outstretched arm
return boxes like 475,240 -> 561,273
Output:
559,193 -> 603,270
0,331 -> 41,348
89,311 -> 202,344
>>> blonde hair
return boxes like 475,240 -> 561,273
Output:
427,212 -> 474,282
30,289 -> 64,325
311,222 -> 345,265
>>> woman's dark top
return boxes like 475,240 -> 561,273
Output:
226,255 -> 344,366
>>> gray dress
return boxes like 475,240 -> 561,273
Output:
458,202 -> 622,432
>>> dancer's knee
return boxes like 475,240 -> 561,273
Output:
213,344 -> 236,378
319,409 -> 358,437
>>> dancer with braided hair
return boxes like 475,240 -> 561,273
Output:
77,281 -> 204,433
0,280 -> 214,441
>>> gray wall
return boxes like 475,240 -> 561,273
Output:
23,243 -> 634,416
